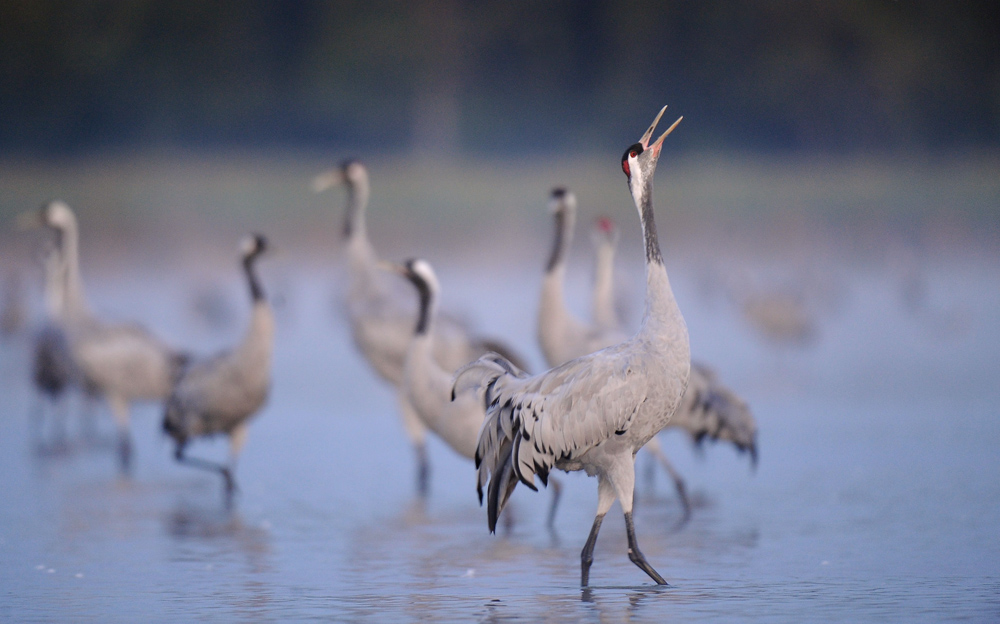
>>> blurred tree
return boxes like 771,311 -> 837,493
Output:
0,0 -> 997,155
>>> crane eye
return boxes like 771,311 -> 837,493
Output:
629,151 -> 637,158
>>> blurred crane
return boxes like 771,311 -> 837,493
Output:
28,241 -> 75,449
163,234 -> 274,502
19,201 -> 185,472
313,160 -> 524,496
387,257 -> 562,527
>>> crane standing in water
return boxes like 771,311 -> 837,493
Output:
163,234 -> 274,501
19,201 -> 185,471
456,107 -> 688,587
386,257 -> 563,527
587,213 -> 757,520
313,160 -> 524,497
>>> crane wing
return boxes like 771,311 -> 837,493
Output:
456,344 -> 648,531
672,361 -> 758,462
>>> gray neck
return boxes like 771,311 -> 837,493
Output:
243,254 -> 264,302
546,207 -> 575,274
411,277 -> 435,336
343,177 -> 370,242
634,176 -> 685,340
639,191 -> 664,266
58,218 -> 91,323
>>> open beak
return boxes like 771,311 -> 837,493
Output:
311,169 -> 345,193
15,210 -> 42,230
640,106 -> 683,159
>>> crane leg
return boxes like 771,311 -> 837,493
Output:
581,474 -> 617,587
546,476 -> 563,530
645,437 -> 691,520
581,513 -> 605,588
625,511 -> 667,585
612,458 -> 668,585
51,396 -> 68,447
108,395 -> 132,474
399,395 -> 430,497
415,443 -> 430,498
174,445 -> 237,499
81,392 -> 100,442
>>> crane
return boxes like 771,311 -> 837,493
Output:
163,234 -> 274,501
313,160 -> 525,496
19,201 -> 185,471
386,257 -> 563,526
454,107 -> 687,586
588,215 -> 757,519
538,190 -> 757,518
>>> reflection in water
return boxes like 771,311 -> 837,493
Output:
164,501 -> 274,620
581,585 -> 672,623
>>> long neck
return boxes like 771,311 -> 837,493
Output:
539,208 -> 586,365
42,252 -> 66,320
58,219 -> 91,324
538,209 -> 576,344
639,191 -> 663,267
243,255 -> 264,302
592,240 -> 618,328
540,206 -> 575,323
412,278 -> 436,337
343,177 -> 370,243
545,208 -> 574,274
635,186 -> 687,342
236,299 -> 275,365
342,177 -> 385,301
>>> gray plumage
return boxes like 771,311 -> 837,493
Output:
23,201 -> 185,470
590,216 -> 623,332
163,234 -> 274,498
588,213 -> 758,518
393,258 -> 563,527
537,189 -> 627,367
396,259 -> 487,460
538,192 -> 757,518
32,242 -> 74,400
455,108 -> 687,587
314,159 -> 525,495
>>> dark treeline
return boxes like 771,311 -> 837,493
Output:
1,1 -> 998,156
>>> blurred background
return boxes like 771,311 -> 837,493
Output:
2,0 -> 999,156
1,2 -> 998,621
0,0 -> 996,291
1,0 -> 998,252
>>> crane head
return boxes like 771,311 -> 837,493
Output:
621,107 -> 682,182
17,200 -> 75,231
592,216 -> 619,248
548,187 -> 576,214
311,159 -> 368,193
240,233 -> 269,260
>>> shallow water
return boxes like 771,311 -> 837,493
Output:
1,247 -> 999,623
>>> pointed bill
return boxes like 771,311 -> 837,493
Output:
640,106 -> 668,148
311,169 -> 343,193
649,116 -> 683,156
